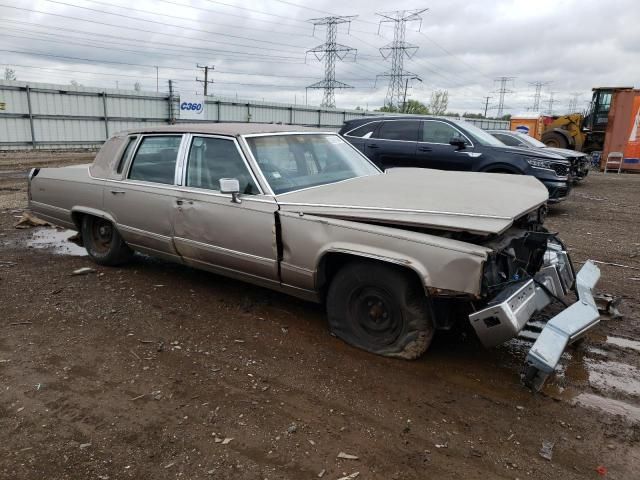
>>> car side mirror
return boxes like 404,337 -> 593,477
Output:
219,178 -> 241,204
449,137 -> 466,150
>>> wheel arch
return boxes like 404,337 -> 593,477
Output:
316,249 -> 429,300
70,207 -> 117,230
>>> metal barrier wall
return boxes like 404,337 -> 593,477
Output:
0,80 -> 509,150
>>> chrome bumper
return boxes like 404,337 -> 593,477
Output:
469,243 -> 601,390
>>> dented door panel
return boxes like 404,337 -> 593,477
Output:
172,192 -> 279,281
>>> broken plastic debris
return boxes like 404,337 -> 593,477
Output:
539,440 -> 554,461
71,267 -> 96,276
337,452 -> 359,460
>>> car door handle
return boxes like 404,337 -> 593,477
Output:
418,147 -> 432,152
176,199 -> 193,205
367,144 -> 379,149
110,190 -> 126,194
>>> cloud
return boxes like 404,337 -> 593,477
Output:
1,0 -> 638,114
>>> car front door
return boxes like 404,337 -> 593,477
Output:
104,134 -> 184,259
364,120 -> 419,170
416,120 -> 475,171
172,135 -> 279,284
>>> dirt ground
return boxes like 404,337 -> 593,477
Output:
1,152 -> 639,480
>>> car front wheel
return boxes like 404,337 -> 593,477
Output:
326,261 -> 434,359
81,215 -> 133,266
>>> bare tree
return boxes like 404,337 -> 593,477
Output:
428,90 -> 449,116
4,68 -> 16,81
134,81 -> 142,92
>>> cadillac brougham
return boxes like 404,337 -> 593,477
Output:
28,124 -> 601,389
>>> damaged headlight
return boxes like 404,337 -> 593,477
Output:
525,157 -> 554,169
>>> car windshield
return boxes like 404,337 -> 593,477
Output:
515,133 -> 547,148
245,134 -> 380,194
453,120 -> 506,147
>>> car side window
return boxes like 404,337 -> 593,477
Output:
346,122 -> 380,138
128,135 -> 182,184
186,137 -> 259,195
376,121 -> 419,141
493,133 -> 522,147
422,121 -> 468,145
116,136 -> 137,174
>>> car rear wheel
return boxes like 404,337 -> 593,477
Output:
81,215 -> 133,266
326,261 -> 434,359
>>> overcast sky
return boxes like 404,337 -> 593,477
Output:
1,0 -> 639,114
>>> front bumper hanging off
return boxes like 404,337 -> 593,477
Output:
469,243 -> 601,391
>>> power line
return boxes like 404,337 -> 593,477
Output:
306,16 -> 357,108
376,9 -> 427,109
1,2 -> 304,52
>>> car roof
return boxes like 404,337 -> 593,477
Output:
120,122 -> 327,136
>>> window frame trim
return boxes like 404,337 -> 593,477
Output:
179,133 -> 264,195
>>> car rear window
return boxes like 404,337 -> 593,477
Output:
345,122 -> 380,138
376,121 -> 419,141
128,135 -> 182,184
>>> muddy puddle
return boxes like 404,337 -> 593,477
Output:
27,228 -> 86,256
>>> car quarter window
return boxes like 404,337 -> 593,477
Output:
116,136 -> 137,174
186,136 -> 259,194
346,122 -> 380,138
128,135 -> 182,184
422,121 -> 469,145
493,133 -> 523,147
376,121 -> 419,141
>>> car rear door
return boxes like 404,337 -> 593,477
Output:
171,135 -> 279,283
416,120 -> 475,171
104,134 -> 184,258
364,120 -> 419,170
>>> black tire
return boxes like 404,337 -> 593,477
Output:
81,215 -> 133,266
542,131 -> 569,149
326,261 -> 434,360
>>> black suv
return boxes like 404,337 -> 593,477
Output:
340,116 -> 572,202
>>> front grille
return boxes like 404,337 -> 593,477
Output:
550,162 -> 569,177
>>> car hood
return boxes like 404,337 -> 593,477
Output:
276,168 -> 548,235
489,145 -> 569,161
543,147 -> 587,158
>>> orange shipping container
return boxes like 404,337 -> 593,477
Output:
601,89 -> 640,172
509,114 -> 545,139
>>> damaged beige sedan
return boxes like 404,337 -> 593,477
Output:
28,124 -> 601,389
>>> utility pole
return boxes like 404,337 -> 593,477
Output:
376,9 -> 427,110
402,76 -> 422,112
168,79 -> 175,124
196,64 -> 215,97
547,91 -> 558,115
529,81 -> 551,111
494,76 -> 515,117
154,66 -> 159,92
482,96 -> 492,117
306,16 -> 357,108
